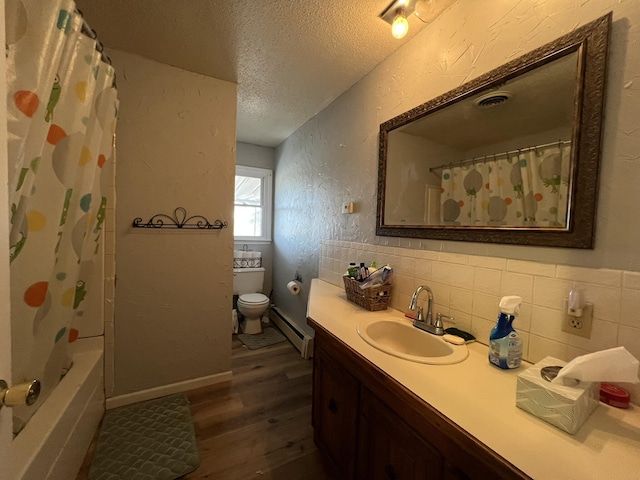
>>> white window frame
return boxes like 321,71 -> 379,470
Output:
234,165 -> 273,243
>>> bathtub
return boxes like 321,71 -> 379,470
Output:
10,337 -> 105,480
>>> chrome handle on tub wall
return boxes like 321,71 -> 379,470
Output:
0,379 -> 41,409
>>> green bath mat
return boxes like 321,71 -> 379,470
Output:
238,326 -> 286,350
89,393 -> 199,480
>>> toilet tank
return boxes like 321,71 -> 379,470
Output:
233,267 -> 265,295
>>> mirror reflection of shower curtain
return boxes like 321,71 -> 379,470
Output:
440,143 -> 571,227
7,0 -> 118,432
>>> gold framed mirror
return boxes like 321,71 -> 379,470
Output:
376,13 -> 611,248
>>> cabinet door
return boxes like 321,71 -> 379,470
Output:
358,389 -> 443,480
313,345 -> 360,479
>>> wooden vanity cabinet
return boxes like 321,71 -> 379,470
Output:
312,341 -> 359,478
309,319 -> 530,480
358,390 -> 443,479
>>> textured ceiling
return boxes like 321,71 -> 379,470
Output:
74,0 -> 457,147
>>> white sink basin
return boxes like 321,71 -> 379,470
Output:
357,319 -> 468,365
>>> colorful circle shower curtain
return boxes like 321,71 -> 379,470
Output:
6,0 -> 118,432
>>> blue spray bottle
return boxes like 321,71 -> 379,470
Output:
489,296 -> 523,369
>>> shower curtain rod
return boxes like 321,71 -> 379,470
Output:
429,139 -> 571,172
76,9 -> 112,66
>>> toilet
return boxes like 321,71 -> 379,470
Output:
233,267 -> 270,334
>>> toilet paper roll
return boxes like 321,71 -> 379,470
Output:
287,281 -> 301,295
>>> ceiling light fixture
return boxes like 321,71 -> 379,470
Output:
380,0 -> 417,39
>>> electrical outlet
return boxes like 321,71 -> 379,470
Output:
561,298 -> 593,338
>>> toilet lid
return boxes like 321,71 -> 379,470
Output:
239,293 -> 269,304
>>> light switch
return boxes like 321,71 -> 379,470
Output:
342,202 -> 354,214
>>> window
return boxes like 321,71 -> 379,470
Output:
234,166 -> 272,242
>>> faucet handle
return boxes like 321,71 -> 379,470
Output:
415,306 -> 424,321
435,313 -> 454,328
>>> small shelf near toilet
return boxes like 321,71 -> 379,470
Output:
132,207 -> 228,230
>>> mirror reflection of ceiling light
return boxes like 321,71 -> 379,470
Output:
380,0 -> 417,39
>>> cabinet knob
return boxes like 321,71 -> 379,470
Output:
385,464 -> 397,480
328,398 -> 338,413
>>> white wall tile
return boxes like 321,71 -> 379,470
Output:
530,306 -> 569,343
414,258 -> 433,282
395,255 -> 416,277
391,292 -> 412,314
429,281 -> 451,308
621,289 -> 640,328
528,335 -> 588,364
105,231 -> 115,255
104,320 -> 114,346
556,266 -> 622,287
507,259 -> 556,277
623,272 -> 640,290
320,241 -> 637,360
519,331 -> 530,363
468,255 -> 507,270
516,303 -> 532,333
450,287 -> 473,314
470,316 -> 494,347
439,252 -> 469,265
448,309 -> 471,333
472,292 -> 500,321
394,247 -> 414,257
618,325 -> 640,362
574,282 -> 621,323
415,250 -> 440,260
106,207 -> 116,232
319,268 -> 331,283
474,268 -> 502,296
433,302 -> 450,318
393,273 -> 416,296
332,258 -> 342,274
432,262 -> 452,284
533,277 -> 572,310
450,264 -> 475,290
501,272 -> 534,303
566,319 -> 619,352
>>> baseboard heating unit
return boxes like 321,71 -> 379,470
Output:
269,306 -> 314,359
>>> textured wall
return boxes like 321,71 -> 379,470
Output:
111,51 -> 236,397
274,0 -> 640,332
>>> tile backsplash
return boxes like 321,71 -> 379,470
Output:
319,239 -> 640,366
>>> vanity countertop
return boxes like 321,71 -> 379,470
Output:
307,278 -> 640,480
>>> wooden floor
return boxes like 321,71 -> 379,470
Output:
76,334 -> 335,480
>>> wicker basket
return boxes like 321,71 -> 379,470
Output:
343,275 -> 391,311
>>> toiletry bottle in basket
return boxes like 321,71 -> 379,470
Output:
489,296 -> 523,369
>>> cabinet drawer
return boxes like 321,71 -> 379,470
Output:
359,389 -> 443,480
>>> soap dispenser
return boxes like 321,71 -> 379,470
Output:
489,295 -> 523,369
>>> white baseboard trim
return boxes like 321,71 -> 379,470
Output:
106,370 -> 233,410
270,307 -> 314,359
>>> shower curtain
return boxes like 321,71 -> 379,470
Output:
7,0 -> 118,432
440,143 -> 570,227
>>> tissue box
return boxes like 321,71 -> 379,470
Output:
516,356 -> 599,434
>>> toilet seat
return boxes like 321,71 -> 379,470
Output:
238,293 -> 269,305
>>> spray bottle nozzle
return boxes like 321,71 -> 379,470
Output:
499,295 -> 523,315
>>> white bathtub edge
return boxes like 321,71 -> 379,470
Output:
10,338 -> 105,480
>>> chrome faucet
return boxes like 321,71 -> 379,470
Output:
409,285 -> 444,335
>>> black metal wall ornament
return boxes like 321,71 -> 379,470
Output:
132,207 -> 228,230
